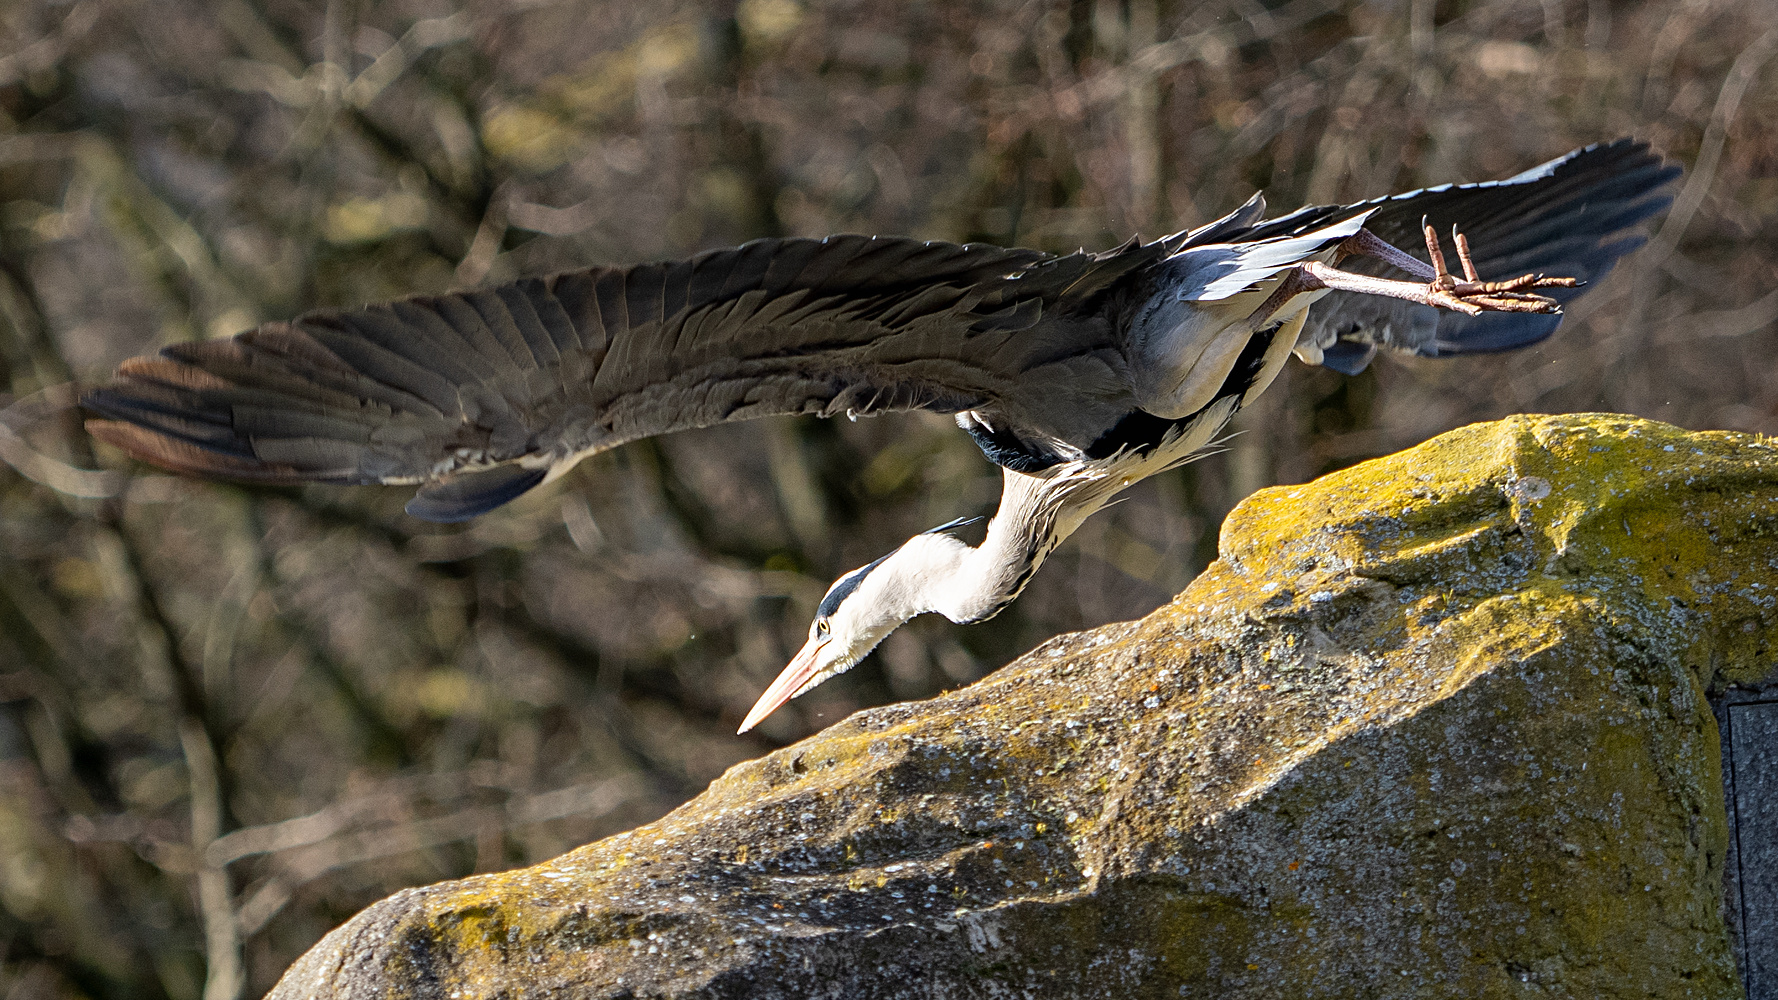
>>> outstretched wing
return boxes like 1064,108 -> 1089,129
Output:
1239,139 -> 1680,374
84,234 -> 1170,521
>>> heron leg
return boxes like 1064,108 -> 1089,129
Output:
1244,223 -> 1577,331
1244,267 -> 1328,332
1331,227 -> 1438,279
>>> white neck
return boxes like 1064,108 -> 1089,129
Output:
842,466 -> 1083,641
818,400 -> 1239,689
936,467 -> 1080,623
866,392 -> 1242,636
921,397 -> 1241,624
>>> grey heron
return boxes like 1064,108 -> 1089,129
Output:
81,139 -> 1677,734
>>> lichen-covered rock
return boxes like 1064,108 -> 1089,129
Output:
270,414 -> 1778,999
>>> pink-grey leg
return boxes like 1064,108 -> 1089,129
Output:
1246,221 -> 1577,330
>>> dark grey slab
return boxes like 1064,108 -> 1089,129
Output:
1720,683 -> 1778,1000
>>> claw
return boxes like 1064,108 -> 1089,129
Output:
1421,219 -> 1565,314
1421,219 -> 1452,288
1452,228 -> 1480,283
1296,222 -> 1580,322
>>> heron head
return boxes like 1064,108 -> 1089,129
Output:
737,530 -> 972,734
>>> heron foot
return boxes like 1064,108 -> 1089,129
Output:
1300,223 -> 1575,319
1418,222 -> 1576,315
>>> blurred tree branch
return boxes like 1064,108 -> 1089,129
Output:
0,0 -> 1770,996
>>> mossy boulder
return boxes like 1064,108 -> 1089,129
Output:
270,414 -> 1778,999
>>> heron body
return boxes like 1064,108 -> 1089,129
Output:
81,139 -> 1680,733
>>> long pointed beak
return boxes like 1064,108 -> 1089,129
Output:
738,639 -> 828,735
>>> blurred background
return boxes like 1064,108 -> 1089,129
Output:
0,0 -> 1772,995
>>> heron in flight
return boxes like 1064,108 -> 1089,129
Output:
82,139 -> 1677,734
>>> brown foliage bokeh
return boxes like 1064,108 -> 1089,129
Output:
0,0 -> 1772,996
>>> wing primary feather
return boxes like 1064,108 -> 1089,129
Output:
547,270 -> 608,357
686,248 -> 741,310
711,239 -> 774,298
454,289 -> 536,369
830,238 -> 932,287
297,321 -> 459,417
495,283 -> 563,366
234,330 -> 422,414
625,262 -> 668,330
867,240 -> 959,285
386,301 -> 504,383
109,353 -> 372,433
758,239 -> 828,293
85,420 -> 314,481
249,436 -> 369,475
784,235 -> 870,290
520,277 -> 584,355
229,324 -> 361,378
592,267 -> 631,343
230,405 -> 375,443
82,383 -> 239,443
330,307 -> 487,386
659,259 -> 694,324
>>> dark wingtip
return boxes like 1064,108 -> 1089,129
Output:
83,418 -> 302,481
404,465 -> 548,523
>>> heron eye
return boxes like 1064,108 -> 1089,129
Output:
815,618 -> 830,638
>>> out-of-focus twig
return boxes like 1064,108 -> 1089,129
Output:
217,13 -> 474,112
455,183 -> 511,286
1642,29 -> 1778,270
0,385 -> 127,498
0,1 -> 99,88
243,503 -> 415,765
181,719 -> 243,1000
224,774 -> 644,936
1658,286 -> 1778,344
1610,28 -> 1778,370
344,13 -> 474,108
209,772 -> 641,868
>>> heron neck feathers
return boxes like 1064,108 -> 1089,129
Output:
935,467 -> 1088,623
